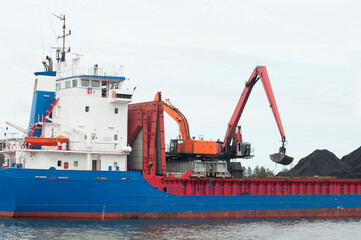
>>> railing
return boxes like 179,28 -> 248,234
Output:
155,186 -> 361,196
58,66 -> 124,79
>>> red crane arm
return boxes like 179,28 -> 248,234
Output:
222,66 -> 286,149
154,92 -> 190,140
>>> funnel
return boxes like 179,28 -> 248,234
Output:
269,153 -> 293,165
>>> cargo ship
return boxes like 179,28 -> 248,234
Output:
1,15 -> 361,220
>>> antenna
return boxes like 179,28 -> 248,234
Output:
52,14 -> 71,63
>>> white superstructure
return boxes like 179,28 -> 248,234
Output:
1,15 -> 134,171
4,58 -> 133,171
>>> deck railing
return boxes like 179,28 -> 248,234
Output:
155,186 -> 361,196
58,66 -> 124,79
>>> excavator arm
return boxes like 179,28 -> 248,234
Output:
154,92 -> 190,140
222,66 -> 293,165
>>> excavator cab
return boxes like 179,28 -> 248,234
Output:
236,142 -> 253,158
169,139 -> 181,153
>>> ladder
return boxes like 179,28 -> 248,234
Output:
27,98 -> 60,137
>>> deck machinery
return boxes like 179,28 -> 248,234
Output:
129,66 -> 293,179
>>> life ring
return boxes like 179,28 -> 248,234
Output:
112,91 -> 116,98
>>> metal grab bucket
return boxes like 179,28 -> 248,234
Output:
269,153 -> 294,165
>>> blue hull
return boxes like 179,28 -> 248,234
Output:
1,168 -> 361,219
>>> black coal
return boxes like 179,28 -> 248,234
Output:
277,147 -> 361,179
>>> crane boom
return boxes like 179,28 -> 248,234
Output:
222,66 -> 293,165
6,121 -> 26,133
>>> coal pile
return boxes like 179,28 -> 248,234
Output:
277,146 -> 361,179
341,147 -> 361,179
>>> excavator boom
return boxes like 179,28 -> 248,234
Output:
154,92 -> 190,140
155,92 -> 217,156
223,66 -> 293,165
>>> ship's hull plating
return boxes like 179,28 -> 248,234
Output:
1,168 -> 361,220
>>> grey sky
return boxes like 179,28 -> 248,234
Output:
0,0 -> 360,171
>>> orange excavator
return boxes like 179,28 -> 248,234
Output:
155,66 -> 293,165
154,92 -> 218,157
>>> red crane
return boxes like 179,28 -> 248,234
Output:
222,66 -> 293,165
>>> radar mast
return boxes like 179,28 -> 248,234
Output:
52,14 -> 71,63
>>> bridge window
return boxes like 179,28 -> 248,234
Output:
91,80 -> 100,88
81,79 -> 89,87
56,83 -> 61,91
72,79 -> 78,87
65,81 -> 71,89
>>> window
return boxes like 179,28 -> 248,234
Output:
57,160 -> 62,167
81,79 -> 90,87
114,82 -> 119,89
114,134 -> 118,141
74,161 -> 78,167
114,108 -> 118,114
91,80 -> 100,88
116,94 -> 132,99
113,162 -> 118,169
72,79 -> 78,87
109,82 -> 114,89
56,83 -> 61,91
101,81 -> 107,98
65,81 -> 71,88
85,106 -> 90,112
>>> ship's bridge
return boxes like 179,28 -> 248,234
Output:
55,64 -> 133,103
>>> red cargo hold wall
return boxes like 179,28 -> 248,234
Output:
128,101 -> 166,176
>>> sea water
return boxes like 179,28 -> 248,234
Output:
0,218 -> 360,240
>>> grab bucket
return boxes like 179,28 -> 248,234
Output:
269,153 -> 294,165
